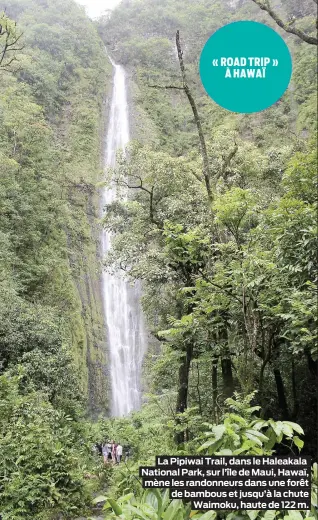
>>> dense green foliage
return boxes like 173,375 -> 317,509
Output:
99,0 -> 317,454
0,0 -> 317,518
0,373 -> 87,518
0,1 -> 112,518
97,0 -> 317,515
93,394 -> 317,519
0,0 -> 111,410
95,0 -> 317,516
100,0 -> 317,148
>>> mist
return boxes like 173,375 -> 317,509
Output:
76,0 -> 122,18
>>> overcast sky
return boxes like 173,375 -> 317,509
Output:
76,0 -> 122,18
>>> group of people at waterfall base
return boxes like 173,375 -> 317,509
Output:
95,440 -> 128,465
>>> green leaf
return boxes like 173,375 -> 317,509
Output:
283,422 -> 305,436
120,493 -> 135,503
311,486 -> 317,508
285,512 -> 304,520
106,498 -> 123,516
293,436 -> 304,451
245,429 -> 269,442
212,424 -> 226,440
281,423 -> 294,438
144,489 -> 162,515
198,438 -> 224,453
245,432 -> 263,446
162,499 -> 183,520
268,420 -> 284,438
263,512 -> 277,520
92,495 -> 107,505
228,413 -> 248,425
198,512 -> 217,520
247,512 -> 260,520
250,420 -> 267,431
264,427 -> 278,451
125,504 -> 153,520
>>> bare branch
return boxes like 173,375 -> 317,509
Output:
146,33 -> 213,202
115,176 -> 153,196
0,14 -> 24,70
176,31 -> 213,202
148,84 -> 185,90
113,178 -> 162,228
1,56 -> 16,67
0,43 -> 8,66
251,0 -> 318,45
6,46 -> 24,53
198,268 -> 243,305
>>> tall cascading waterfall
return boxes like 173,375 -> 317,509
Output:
101,57 -> 147,417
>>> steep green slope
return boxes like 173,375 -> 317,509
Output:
0,5 -> 117,516
0,0 -> 316,517
0,0 -> 111,413
99,0 -> 317,154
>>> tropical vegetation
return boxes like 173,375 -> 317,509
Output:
0,0 -> 317,518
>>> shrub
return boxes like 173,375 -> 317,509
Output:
0,373 -> 91,520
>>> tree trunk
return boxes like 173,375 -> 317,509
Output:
221,357 -> 234,399
195,362 -> 202,416
274,368 -> 289,419
212,356 -> 218,422
175,343 -> 193,445
251,0 -> 318,45
175,31 -> 212,202
306,351 -> 318,378
291,359 -> 299,420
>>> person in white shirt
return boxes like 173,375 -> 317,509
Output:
116,443 -> 123,463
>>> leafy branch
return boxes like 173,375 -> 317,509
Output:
113,176 -> 162,228
250,0 -> 318,45
0,12 -> 24,72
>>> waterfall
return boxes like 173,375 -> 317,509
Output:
101,58 -> 147,417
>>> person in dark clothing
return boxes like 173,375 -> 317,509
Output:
124,445 -> 132,461
107,440 -> 112,460
94,442 -> 103,456
111,440 -> 117,464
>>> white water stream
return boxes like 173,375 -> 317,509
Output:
101,59 -> 147,417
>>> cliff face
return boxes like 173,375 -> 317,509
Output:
71,185 -> 110,415
67,96 -> 113,416
1,0 -> 113,413
57,74 -> 113,416
44,11 -> 114,416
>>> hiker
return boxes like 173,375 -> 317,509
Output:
102,442 -> 109,464
116,443 -> 123,463
107,440 -> 112,461
111,440 -> 117,464
94,442 -> 103,456
124,444 -> 131,462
